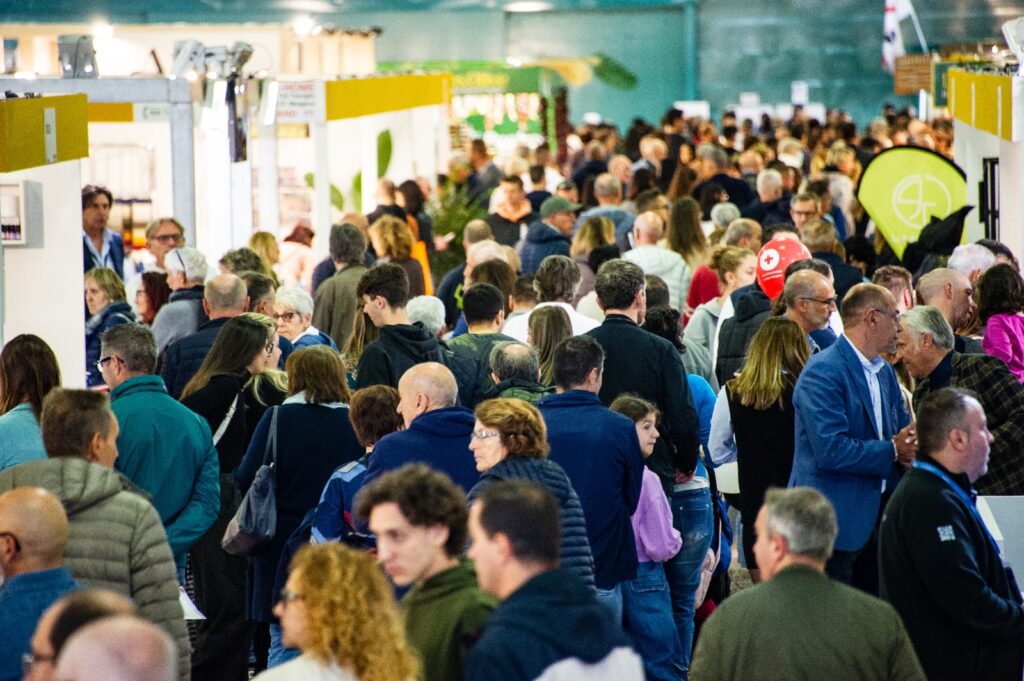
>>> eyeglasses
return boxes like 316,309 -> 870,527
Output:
279,588 -> 304,604
151,233 -> 183,244
872,308 -> 901,322
791,210 -> 818,218
0,531 -> 21,553
272,311 -> 298,323
471,430 -> 500,440
95,356 -> 118,373
22,651 -> 55,674
800,296 -> 837,308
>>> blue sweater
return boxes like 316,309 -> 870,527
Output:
0,568 -> 78,681
0,403 -> 46,472
538,390 -> 644,589
364,407 -> 478,493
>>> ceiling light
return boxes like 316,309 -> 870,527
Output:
91,20 -> 114,39
292,15 -> 317,37
504,1 -> 553,12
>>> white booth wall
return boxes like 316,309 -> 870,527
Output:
2,161 -> 87,387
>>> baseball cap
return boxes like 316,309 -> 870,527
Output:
540,196 -> 582,218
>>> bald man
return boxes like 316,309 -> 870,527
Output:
624,210 -> 691,310
915,268 -> 983,353
56,616 -> 177,681
0,487 -> 79,681
26,589 -> 136,681
363,362 -> 478,493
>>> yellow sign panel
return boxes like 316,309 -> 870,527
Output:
948,70 -> 1018,141
325,73 -> 451,121
0,94 -> 89,173
88,102 -> 134,122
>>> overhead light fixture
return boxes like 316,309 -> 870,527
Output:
171,40 -> 207,79
57,35 -> 98,78
505,56 -> 523,67
504,1 -> 553,12
91,20 -> 114,39
292,15 -> 317,37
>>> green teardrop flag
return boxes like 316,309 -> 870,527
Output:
857,147 -> 967,259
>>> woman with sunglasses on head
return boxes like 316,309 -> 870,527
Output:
180,313 -> 283,681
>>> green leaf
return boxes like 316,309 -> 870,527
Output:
303,172 -> 314,188
304,172 -> 344,212
377,130 -> 392,179
351,172 -> 362,214
592,54 -> 638,91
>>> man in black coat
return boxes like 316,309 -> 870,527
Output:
585,259 -> 699,484
158,273 -> 248,398
880,388 -> 1024,681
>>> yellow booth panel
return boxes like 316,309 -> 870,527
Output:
326,73 -> 451,121
88,102 -> 135,123
0,94 -> 89,173
949,70 -> 1022,142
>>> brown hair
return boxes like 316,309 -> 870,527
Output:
0,334 -> 61,419
528,306 -> 572,385
41,389 -> 112,459
137,272 -> 171,325
709,246 -> 755,286
570,216 -> 614,257
286,346 -> 351,404
475,398 -> 549,459
469,258 -> 516,315
666,196 -> 709,268
349,385 -> 402,448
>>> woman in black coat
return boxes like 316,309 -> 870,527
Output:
235,345 -> 363,666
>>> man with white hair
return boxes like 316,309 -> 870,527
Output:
693,488 -> 924,680
607,154 -> 633,195
55,615 -> 177,681
897,305 -> 1024,495
915,268 -> 982,352
623,211 -> 690,310
574,173 -> 634,239
151,246 -> 210,352
948,243 -> 997,283
407,295 -> 447,339
741,168 -> 789,226
709,203 -> 741,236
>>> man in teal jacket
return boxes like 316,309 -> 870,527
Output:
101,323 -> 219,568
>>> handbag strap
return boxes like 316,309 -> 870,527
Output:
263,406 -> 279,466
212,393 -> 242,446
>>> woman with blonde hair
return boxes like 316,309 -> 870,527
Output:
570,216 -> 615,304
369,215 -> 425,297
467,398 -> 594,587
708,316 -> 810,582
684,246 -> 756,356
249,231 -> 282,285
84,267 -> 135,387
259,543 -> 420,681
527,305 -> 572,386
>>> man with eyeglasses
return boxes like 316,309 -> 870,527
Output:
782,270 -> 837,353
0,487 -> 78,681
126,218 -> 187,317
81,185 -> 125,280
790,283 -> 918,592
788,192 -> 822,233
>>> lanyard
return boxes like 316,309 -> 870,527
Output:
913,461 -> 1001,557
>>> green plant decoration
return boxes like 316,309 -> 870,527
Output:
428,179 -> 487,277
377,130 -> 392,179
351,172 -> 362,214
303,172 -> 345,212
592,54 -> 638,91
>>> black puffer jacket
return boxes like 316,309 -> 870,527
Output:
715,286 -> 771,387
159,317 -> 230,398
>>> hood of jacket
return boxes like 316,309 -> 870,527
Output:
168,285 -> 205,303
525,222 -> 570,246
410,406 -> 475,437
626,245 -> 685,279
489,569 -> 629,664
483,378 -> 553,401
0,457 -> 144,517
86,301 -> 134,333
378,323 -> 444,361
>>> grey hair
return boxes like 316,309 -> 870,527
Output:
593,173 -> 622,199
710,202 -> 740,229
756,168 -> 783,196
762,487 -> 837,562
328,223 -> 367,266
948,243 -> 997,277
101,323 -> 158,374
697,143 -> 729,169
900,305 -> 954,351
275,287 -> 314,318
724,219 -> 759,246
782,270 -> 826,309
163,246 -> 208,283
407,296 -> 446,337
489,341 -> 540,382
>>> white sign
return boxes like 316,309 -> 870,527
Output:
672,100 -> 711,121
276,80 -> 325,124
791,80 -> 809,106
739,92 -> 760,107
133,103 -> 171,121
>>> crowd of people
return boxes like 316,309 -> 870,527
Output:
1,101 -> 1023,681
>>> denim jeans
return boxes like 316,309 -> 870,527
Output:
268,623 -> 301,668
664,485 -> 714,679
595,582 -> 624,625
622,561 -> 684,681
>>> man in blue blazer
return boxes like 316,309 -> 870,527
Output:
790,283 -> 917,586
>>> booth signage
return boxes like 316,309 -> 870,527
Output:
277,81 -> 325,123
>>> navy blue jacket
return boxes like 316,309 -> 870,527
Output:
813,251 -> 864,304
159,317 -> 230,399
519,222 -> 571,275
468,457 -> 595,588
539,390 -> 644,589
85,301 -> 134,387
235,402 -> 362,622
83,230 -> 125,279
364,406 -> 478,493
465,569 -> 640,681
694,173 -> 755,211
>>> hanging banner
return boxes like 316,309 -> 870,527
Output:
857,147 -> 967,259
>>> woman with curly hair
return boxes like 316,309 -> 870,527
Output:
369,215 -> 426,297
467,398 -> 594,587
259,543 -> 420,681
980,263 -> 1024,381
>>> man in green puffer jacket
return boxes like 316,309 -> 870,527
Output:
447,284 -> 516,408
0,389 -> 191,681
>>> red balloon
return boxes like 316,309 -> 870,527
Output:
756,237 -> 812,300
